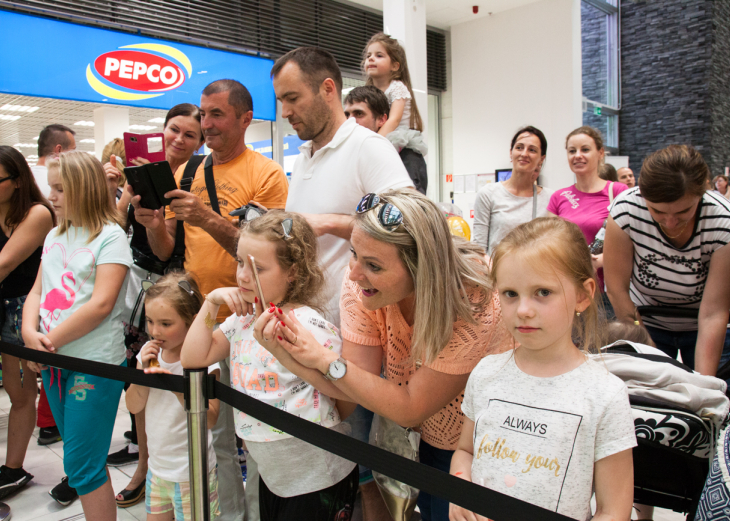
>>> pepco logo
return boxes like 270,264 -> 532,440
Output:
86,43 -> 192,101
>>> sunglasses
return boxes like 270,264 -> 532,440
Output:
280,218 -> 293,239
356,193 -> 403,230
141,279 -> 195,296
229,204 -> 266,222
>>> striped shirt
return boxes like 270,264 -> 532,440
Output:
610,187 -> 730,331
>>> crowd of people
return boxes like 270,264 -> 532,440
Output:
0,33 -> 728,521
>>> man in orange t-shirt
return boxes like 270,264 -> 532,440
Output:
131,79 -> 287,521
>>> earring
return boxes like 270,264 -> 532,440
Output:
576,311 -> 581,317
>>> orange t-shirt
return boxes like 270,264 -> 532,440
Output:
340,270 -> 512,450
165,149 -> 288,321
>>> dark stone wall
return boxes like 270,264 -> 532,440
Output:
619,0 -> 713,174
581,2 -> 609,141
709,0 -> 730,177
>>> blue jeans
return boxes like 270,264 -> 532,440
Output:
645,326 -> 730,379
416,440 -> 454,521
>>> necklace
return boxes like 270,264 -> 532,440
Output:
659,219 -> 691,239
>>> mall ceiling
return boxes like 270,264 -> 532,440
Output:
345,0 -> 542,29
0,94 -> 167,166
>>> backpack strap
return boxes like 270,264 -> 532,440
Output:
169,155 -> 206,268
203,155 -> 221,216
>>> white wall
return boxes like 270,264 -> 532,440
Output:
450,0 -> 582,191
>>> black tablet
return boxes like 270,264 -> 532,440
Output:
125,161 -> 179,210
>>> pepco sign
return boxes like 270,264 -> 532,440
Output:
86,43 -> 193,101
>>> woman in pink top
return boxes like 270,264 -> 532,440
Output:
547,126 -> 628,314
255,188 -> 511,521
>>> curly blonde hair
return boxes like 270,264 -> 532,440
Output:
239,211 -> 325,312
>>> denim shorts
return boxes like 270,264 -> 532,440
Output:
0,295 -> 26,346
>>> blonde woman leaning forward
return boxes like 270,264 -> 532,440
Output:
253,188 -> 512,521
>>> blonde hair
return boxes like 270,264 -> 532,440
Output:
363,33 -> 423,132
490,217 -> 605,353
48,150 -> 123,242
101,137 -> 126,185
239,211 -> 325,312
605,322 -> 655,347
355,188 -> 494,364
144,271 -> 203,327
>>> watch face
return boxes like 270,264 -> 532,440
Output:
330,360 -> 347,378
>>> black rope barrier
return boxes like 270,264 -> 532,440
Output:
0,340 -> 576,521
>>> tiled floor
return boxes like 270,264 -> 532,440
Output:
0,386 -> 687,521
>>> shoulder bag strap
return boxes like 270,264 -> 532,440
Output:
171,154 -> 207,262
609,181 -> 615,204
203,155 -> 221,216
532,182 -> 538,220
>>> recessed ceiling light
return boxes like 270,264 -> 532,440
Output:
80,138 -> 95,143
129,124 -> 157,131
0,114 -> 21,121
74,121 -> 95,126
147,117 -> 165,123
0,104 -> 39,113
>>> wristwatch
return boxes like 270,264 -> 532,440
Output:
324,357 -> 348,381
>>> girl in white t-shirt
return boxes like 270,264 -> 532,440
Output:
125,271 -> 221,520
449,217 -> 637,521
363,32 -> 428,193
181,211 -> 357,521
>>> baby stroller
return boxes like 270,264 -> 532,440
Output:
599,306 -> 730,521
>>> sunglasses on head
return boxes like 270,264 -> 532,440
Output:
141,279 -> 195,296
356,193 -> 403,230
229,203 -> 266,222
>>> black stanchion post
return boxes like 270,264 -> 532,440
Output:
184,368 -> 210,521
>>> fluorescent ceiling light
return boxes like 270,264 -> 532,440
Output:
0,104 -> 39,113
129,124 -> 157,131
13,143 -> 35,148
147,117 -> 165,123
74,121 -> 95,126
80,138 -> 95,143
0,114 -> 21,121
27,155 -> 38,159
32,136 -> 39,140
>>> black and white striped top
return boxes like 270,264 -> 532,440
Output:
610,187 -> 730,331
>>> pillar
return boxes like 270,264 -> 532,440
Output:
94,106 -> 129,160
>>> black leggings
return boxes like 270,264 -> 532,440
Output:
259,465 -> 358,521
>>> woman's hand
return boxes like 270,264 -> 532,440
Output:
449,504 -> 487,521
252,304 -> 284,353
272,308 -> 338,374
129,157 -> 151,167
140,340 -> 162,369
27,361 -> 46,373
206,288 -> 254,317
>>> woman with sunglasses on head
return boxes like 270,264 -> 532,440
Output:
605,145 -> 730,380
109,103 -> 205,508
0,146 -> 55,500
255,188 -> 512,521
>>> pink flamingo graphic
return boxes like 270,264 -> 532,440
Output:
40,272 -> 76,330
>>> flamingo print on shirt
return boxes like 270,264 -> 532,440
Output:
40,243 -> 95,332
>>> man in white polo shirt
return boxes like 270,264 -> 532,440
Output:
271,47 -> 413,521
272,47 -> 413,327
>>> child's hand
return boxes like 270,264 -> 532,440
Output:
27,361 -> 47,373
272,308 -> 335,373
140,340 -> 162,369
252,304 -> 284,352
206,288 -> 253,317
449,504 -> 488,521
143,365 -> 173,375
24,331 -> 54,353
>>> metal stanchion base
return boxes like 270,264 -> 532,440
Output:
0,501 -> 11,520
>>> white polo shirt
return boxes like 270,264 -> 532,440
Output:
286,117 -> 413,326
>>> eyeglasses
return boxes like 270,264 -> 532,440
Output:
356,193 -> 403,230
229,204 -> 266,222
0,176 -> 17,186
141,279 -> 195,296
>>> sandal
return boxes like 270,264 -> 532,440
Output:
116,480 -> 145,508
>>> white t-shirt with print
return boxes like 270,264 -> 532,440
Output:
285,117 -> 413,326
221,306 -> 342,442
138,348 -> 219,482
40,224 -> 132,365
462,350 -> 636,520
